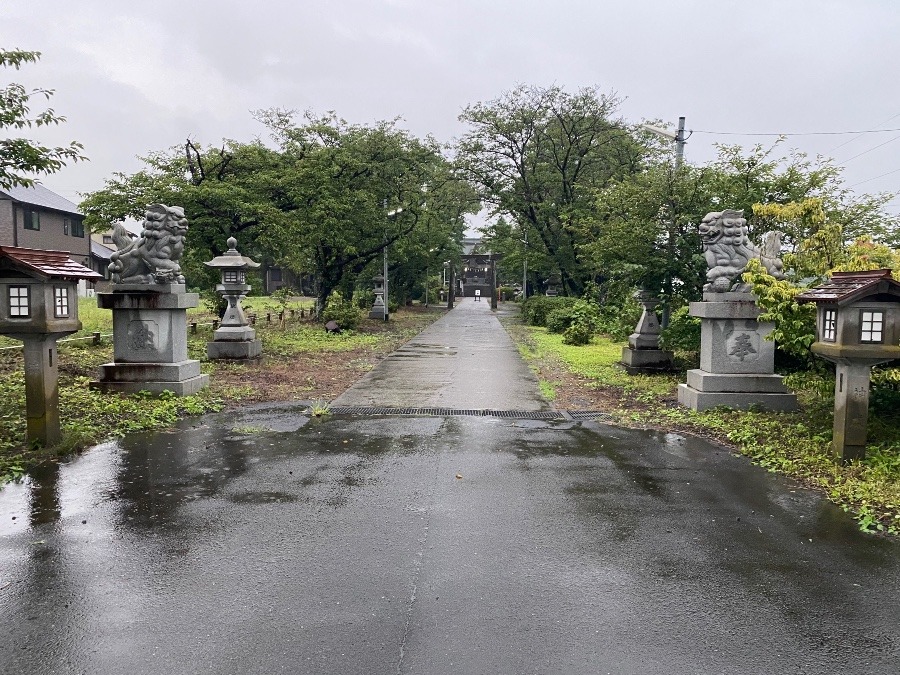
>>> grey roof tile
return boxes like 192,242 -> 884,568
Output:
0,184 -> 82,215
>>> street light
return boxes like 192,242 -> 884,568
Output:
641,117 -> 687,170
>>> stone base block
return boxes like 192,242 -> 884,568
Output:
677,383 -> 798,412
91,359 -> 208,396
96,360 -> 201,382
91,374 -> 209,396
685,369 -> 790,393
213,325 -> 256,342
620,347 -> 674,374
207,339 -> 262,360
369,307 -> 387,320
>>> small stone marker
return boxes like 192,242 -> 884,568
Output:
325,320 -> 341,333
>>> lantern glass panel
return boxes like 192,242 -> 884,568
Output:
9,286 -> 30,317
224,270 -> 240,284
823,309 -> 837,342
860,310 -> 884,343
54,287 -> 69,317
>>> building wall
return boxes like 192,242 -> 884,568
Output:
0,199 -> 15,246
11,204 -> 91,267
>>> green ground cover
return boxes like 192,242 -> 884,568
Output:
518,326 -> 900,535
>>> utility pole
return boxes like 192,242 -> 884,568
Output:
643,117 -> 687,329
383,244 -> 389,321
522,228 -> 528,298
674,116 -> 685,170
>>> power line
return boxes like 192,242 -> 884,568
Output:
826,112 -> 900,153
838,134 -> 900,164
847,166 -> 900,188
692,127 -> 900,137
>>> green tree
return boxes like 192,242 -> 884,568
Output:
456,85 -> 645,296
81,111 -> 476,309
0,49 -> 86,188
255,111 -> 476,308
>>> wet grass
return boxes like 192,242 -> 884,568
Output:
514,326 -> 900,536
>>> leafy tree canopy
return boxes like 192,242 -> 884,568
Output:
0,49 -> 86,189
80,111 -> 477,308
456,84 -> 646,296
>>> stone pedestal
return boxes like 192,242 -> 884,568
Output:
620,293 -> 673,374
93,284 -> 208,395
208,325 -> 261,359
206,282 -> 261,360
677,292 -> 797,411
369,294 -> 387,320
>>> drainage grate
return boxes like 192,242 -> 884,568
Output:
566,410 -> 618,423
326,406 -> 614,422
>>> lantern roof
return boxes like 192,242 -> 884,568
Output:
796,269 -> 900,306
0,246 -> 102,281
204,237 -> 260,270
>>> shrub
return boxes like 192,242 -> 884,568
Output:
498,286 -> 517,301
659,306 -> 701,352
353,289 -> 375,310
321,293 -> 361,330
546,307 -> 574,333
521,296 -> 578,327
742,258 -> 816,363
560,299 -> 601,345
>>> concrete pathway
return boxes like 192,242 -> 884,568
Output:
1,301 -> 899,674
334,297 -> 547,410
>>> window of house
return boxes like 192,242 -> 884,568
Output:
54,287 -> 69,317
64,218 -> 70,235
23,209 -> 40,231
860,310 -> 884,343
9,286 -> 30,317
823,309 -> 837,342
71,220 -> 85,238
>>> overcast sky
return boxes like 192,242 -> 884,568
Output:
3,0 -> 900,226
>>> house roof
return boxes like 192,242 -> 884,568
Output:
0,184 -> 82,216
91,240 -> 114,260
796,269 -> 900,306
0,246 -> 102,280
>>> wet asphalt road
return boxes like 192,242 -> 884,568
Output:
1,298 -> 899,674
1,407 -> 898,675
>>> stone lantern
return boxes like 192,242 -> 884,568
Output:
0,246 -> 102,445
204,237 -> 261,359
545,272 -> 561,297
369,274 -> 387,320
797,269 -> 900,461
620,290 -> 674,374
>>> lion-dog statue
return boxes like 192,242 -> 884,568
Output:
698,209 -> 785,293
108,204 -> 188,285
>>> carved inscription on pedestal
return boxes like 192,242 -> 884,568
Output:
726,331 -> 759,362
128,320 -> 158,351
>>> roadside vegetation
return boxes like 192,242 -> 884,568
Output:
0,297 -> 441,485
508,296 -> 900,536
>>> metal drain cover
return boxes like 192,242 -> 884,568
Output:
326,406 -> 616,422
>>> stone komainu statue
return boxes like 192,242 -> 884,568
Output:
108,204 -> 188,284
699,209 -> 785,293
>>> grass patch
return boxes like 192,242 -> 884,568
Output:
515,326 -> 900,535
